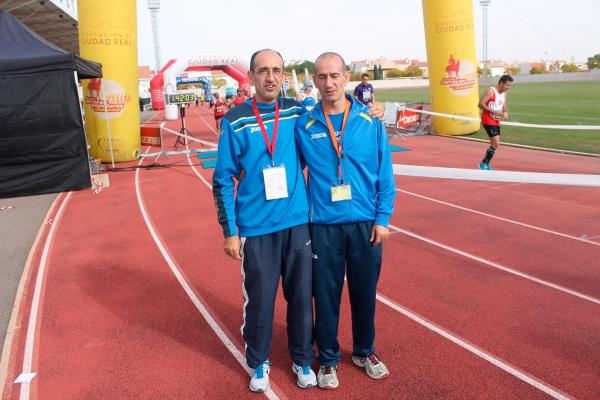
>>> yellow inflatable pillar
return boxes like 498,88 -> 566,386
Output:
78,0 -> 140,162
422,0 -> 480,135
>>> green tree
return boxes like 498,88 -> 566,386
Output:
561,63 -> 580,73
505,66 -> 520,75
350,71 -> 364,81
404,66 -> 423,77
477,66 -> 491,77
374,64 -> 383,80
530,65 -> 548,74
586,53 -> 600,70
284,60 -> 315,74
385,69 -> 404,78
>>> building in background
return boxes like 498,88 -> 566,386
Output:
367,57 -> 397,78
138,66 -> 154,100
350,60 -> 369,73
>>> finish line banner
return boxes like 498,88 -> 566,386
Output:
393,164 -> 600,187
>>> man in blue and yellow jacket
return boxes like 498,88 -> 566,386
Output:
295,52 -> 396,389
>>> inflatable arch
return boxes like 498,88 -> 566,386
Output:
150,55 -> 250,120
176,76 -> 213,102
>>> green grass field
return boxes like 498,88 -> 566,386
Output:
372,81 -> 600,155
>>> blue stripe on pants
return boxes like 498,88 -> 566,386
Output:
310,221 -> 382,366
241,223 -> 314,369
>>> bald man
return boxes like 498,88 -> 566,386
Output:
295,52 -> 395,389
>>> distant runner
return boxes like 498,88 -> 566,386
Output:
478,74 -> 514,170
210,92 -> 227,135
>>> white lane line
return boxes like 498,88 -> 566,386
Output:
185,143 -> 213,189
192,108 -> 219,135
134,150 -> 280,400
388,223 -> 600,306
18,192 -> 72,400
375,292 -> 572,400
0,195 -> 61,397
397,189 -> 600,247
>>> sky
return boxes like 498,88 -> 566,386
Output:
136,0 -> 600,69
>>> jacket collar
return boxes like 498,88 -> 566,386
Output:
308,94 -> 367,126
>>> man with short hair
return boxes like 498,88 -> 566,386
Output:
296,82 -> 316,111
212,49 -> 317,393
353,73 -> 375,105
478,74 -> 514,170
295,52 -> 395,389
230,87 -> 247,108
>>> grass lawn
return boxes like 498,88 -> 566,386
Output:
368,81 -> 600,155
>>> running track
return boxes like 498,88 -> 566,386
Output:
2,106 -> 599,399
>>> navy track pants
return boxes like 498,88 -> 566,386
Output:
310,221 -> 382,366
241,224 -> 313,369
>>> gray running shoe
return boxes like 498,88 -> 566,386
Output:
317,365 -> 339,389
352,353 -> 390,380
291,363 -> 317,389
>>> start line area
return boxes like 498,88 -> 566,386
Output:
2,106 -> 600,400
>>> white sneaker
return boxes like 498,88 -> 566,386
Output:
249,361 -> 271,392
352,353 -> 389,380
317,365 -> 339,389
291,363 -> 317,388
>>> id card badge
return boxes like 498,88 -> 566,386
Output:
263,165 -> 288,200
331,184 -> 352,202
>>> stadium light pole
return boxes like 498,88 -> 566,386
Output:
480,0 -> 491,78
148,0 -> 162,73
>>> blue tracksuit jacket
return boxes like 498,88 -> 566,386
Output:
294,94 -> 395,226
212,98 -> 308,238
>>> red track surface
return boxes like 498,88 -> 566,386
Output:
3,106 -> 600,399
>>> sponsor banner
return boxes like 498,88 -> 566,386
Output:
397,106 -> 423,128
79,0 -> 140,162
422,0 -> 480,135
188,55 -> 246,67
141,126 -> 162,147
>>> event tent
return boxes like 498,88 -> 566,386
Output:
0,11 -> 102,198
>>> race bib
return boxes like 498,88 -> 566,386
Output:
263,166 -> 288,200
331,184 -> 352,202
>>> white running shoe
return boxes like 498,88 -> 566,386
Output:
291,363 -> 317,388
317,365 -> 339,389
249,361 -> 271,392
352,353 -> 390,380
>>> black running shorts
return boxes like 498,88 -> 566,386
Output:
483,124 -> 501,137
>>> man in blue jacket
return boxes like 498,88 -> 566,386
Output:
295,52 -> 396,390
212,49 -> 317,392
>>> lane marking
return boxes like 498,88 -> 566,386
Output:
388,223 -> 600,306
14,373 -> 36,384
375,292 -> 571,400
192,108 -> 219,134
0,194 -> 62,397
135,149 -> 280,400
397,189 -> 600,247
18,192 -> 72,400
